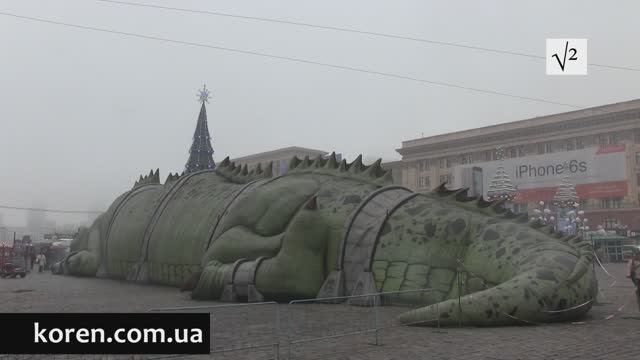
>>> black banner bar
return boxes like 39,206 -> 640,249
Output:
0,313 -> 210,354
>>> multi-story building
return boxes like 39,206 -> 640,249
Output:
394,99 -> 640,232
231,146 -> 332,177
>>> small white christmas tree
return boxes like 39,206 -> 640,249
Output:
486,146 -> 518,201
553,175 -> 579,208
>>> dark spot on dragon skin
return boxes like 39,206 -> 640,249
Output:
380,223 -> 392,236
450,218 -> 467,234
497,239 -> 506,248
537,299 -> 545,307
411,237 -> 417,243
512,248 -> 521,255
516,232 -> 530,240
483,229 -> 500,241
407,228 -> 414,235
343,195 -> 361,204
496,248 -> 506,259
440,312 -> 450,319
486,218 -> 499,225
493,303 -> 500,308
332,207 -> 337,213
407,204 -> 428,216
524,288 -> 531,300
423,222 -> 437,237
381,244 -> 386,249
485,309 -> 493,318
536,270 -> 557,282
554,255 -> 576,269
509,307 -> 519,316
435,208 -> 450,216
318,189 -> 333,198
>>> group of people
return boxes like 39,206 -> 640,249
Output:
30,252 -> 47,273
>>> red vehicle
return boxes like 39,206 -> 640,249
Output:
0,263 -> 26,278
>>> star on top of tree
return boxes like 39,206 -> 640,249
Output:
197,84 -> 211,104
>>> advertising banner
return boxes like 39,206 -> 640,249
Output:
454,145 -> 628,203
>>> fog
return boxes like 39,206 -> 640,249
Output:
1,0 -> 639,229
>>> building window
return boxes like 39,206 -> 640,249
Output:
425,176 -> 431,188
601,197 -> 622,209
545,143 -> 553,153
439,174 -> 449,184
597,135 -> 607,145
418,177 -> 425,188
566,140 -> 575,151
508,147 -> 517,158
418,161 -> 424,172
439,158 -> 445,169
537,143 -> 545,154
634,130 -> 640,144
461,154 -> 472,164
635,152 -> 640,166
608,133 -> 619,145
576,137 -> 584,149
512,203 -> 528,214
424,160 -> 431,171
604,218 -> 618,230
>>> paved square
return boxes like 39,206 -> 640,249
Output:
0,263 -> 638,359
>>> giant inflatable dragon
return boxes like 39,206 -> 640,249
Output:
64,154 -> 597,326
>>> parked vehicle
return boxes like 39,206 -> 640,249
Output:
0,263 -> 26,278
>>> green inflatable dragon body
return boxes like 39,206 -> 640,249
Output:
65,154 -> 597,326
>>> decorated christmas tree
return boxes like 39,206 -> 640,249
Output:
553,174 -> 579,208
486,147 -> 518,201
184,85 -> 216,173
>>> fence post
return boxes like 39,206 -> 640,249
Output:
457,265 -> 462,328
436,301 -> 440,330
275,304 -> 280,360
373,293 -> 380,346
287,302 -> 293,360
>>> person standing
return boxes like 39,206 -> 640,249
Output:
627,251 -> 640,310
30,251 -> 36,272
36,253 -> 46,273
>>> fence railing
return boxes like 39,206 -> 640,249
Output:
285,288 -> 435,359
148,301 -> 281,360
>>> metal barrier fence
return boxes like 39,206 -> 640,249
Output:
147,302 -> 280,360
0,289 -> 435,360
285,288 -> 436,359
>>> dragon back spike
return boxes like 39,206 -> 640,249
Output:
338,159 -> 348,172
324,152 -> 338,169
289,156 -> 301,170
348,155 -> 364,173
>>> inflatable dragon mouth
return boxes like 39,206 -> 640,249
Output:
62,153 -> 597,326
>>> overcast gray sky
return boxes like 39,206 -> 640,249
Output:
1,0 -> 639,227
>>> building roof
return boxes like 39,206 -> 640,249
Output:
397,98 -> 640,157
231,146 -> 328,163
